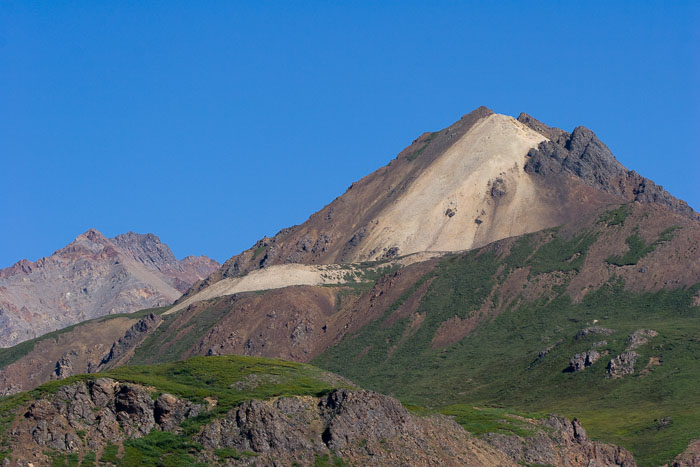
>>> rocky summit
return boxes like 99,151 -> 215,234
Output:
0,229 -> 219,347
0,107 -> 699,466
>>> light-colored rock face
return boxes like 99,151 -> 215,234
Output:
182,108 -> 628,307
0,230 -> 219,347
355,113 -> 549,260
167,264 -> 347,315
167,252 -> 439,316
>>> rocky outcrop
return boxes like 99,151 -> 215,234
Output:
198,388 -> 631,466
4,380 -> 638,466
0,229 -> 218,347
626,329 -> 658,349
568,350 -> 601,372
52,351 -> 78,380
483,415 -> 637,466
197,389 -> 638,467
607,351 -> 638,378
519,113 -> 698,221
154,393 -> 202,432
7,378 -> 202,464
605,329 -> 657,378
673,439 -> 700,467
4,383 -> 512,466
575,326 -> 615,340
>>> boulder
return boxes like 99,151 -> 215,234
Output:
575,326 -> 614,340
606,351 -> 638,378
568,350 -> 601,372
626,329 -> 658,350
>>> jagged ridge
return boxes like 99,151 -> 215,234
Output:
0,229 -> 219,347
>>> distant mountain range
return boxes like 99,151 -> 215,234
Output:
0,229 -> 219,347
0,107 -> 698,466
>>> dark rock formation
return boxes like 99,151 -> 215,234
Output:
197,388 -> 509,465
52,351 -> 78,380
383,246 -> 400,258
575,326 -> 615,340
483,415 -> 637,466
154,393 -> 202,432
519,113 -> 699,220
604,329 -> 657,378
568,350 -> 601,372
9,378 -> 202,461
490,177 -> 507,199
4,380 -> 639,466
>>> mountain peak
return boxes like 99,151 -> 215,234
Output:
112,231 -> 162,245
182,108 -> 698,300
517,112 -> 569,144
0,229 -> 220,347
75,228 -> 108,243
518,112 -> 698,220
463,105 -> 494,119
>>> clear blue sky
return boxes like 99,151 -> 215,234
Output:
1,1 -> 698,266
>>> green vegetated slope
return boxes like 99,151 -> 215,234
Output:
0,355 -> 349,466
314,207 -> 700,467
107,355 -> 347,413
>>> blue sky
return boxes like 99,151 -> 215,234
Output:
1,1 -> 698,266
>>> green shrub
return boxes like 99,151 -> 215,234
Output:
607,226 -> 681,266
598,204 -> 631,226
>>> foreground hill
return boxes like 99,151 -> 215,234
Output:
0,355 -> 635,466
0,230 -> 219,347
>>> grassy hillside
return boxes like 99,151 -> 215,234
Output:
314,212 -> 700,466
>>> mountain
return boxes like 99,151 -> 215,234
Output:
0,107 -> 698,465
0,229 -> 219,347
0,355 -> 635,466
181,106 -> 695,303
